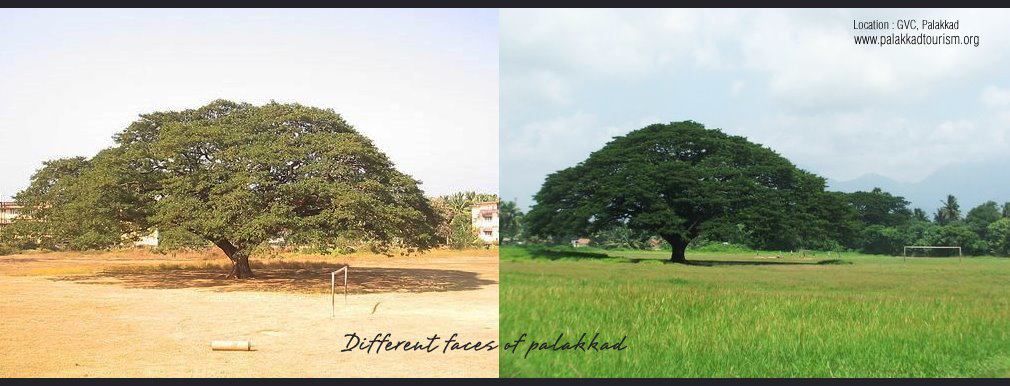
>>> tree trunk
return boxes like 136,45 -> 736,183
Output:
665,235 -> 689,263
231,252 -> 253,279
214,240 -> 254,279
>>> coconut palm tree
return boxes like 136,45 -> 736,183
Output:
934,194 -> 961,225
499,200 -> 524,242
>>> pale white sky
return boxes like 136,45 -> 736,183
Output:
0,9 -> 499,200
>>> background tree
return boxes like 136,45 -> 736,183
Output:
499,200 -> 524,243
525,121 -> 830,262
965,201 -> 1002,240
439,191 -> 499,214
844,188 -> 913,227
986,218 -> 1010,256
934,194 -> 961,225
921,223 -> 987,256
428,197 -> 456,245
3,157 -> 93,249
5,152 -> 153,250
12,100 -> 441,278
448,214 -> 480,249
429,191 -> 498,249
912,208 -> 930,223
1002,202 -> 1010,218
858,224 -> 911,255
793,191 -> 860,251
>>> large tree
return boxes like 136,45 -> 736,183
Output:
15,100 -> 440,278
987,218 -> 1010,256
525,121 -> 828,262
965,201 -> 1002,240
844,188 -> 913,227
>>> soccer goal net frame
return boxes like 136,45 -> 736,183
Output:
902,246 -> 962,260
331,266 -> 348,317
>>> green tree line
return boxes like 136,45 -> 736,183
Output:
510,121 -> 1010,259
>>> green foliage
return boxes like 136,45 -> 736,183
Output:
845,187 -> 913,227
934,194 -> 962,225
517,121 -> 1010,258
0,237 -> 17,255
448,213 -> 480,249
7,154 -> 151,250
429,191 -> 498,248
7,100 -> 442,276
119,101 -> 439,256
589,223 -> 656,249
986,218 -> 1010,256
920,223 -> 987,255
436,191 -> 498,214
499,200 -> 524,242
796,190 -> 859,251
525,121 -> 831,260
1002,202 -> 1010,218
688,241 -> 755,253
858,224 -> 910,255
966,201 -> 1002,240
155,227 -> 211,252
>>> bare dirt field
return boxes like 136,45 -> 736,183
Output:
0,249 -> 499,377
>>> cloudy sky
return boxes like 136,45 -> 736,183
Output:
0,9 -> 498,200
501,9 -> 1010,208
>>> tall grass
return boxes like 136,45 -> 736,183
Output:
500,246 -> 1010,377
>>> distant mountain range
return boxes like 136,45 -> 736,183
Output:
826,158 -> 1010,214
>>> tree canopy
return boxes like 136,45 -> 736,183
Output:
7,151 -> 152,250
845,188 -> 913,227
7,100 -> 441,278
934,194 -> 962,225
524,121 -> 831,262
519,120 -> 1010,258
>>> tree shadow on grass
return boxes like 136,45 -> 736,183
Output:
515,247 -> 851,267
653,258 -> 852,266
523,249 -> 620,261
55,260 -> 497,294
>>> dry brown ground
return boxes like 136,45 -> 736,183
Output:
0,248 -> 499,377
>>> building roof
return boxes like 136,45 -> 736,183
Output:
0,201 -> 22,209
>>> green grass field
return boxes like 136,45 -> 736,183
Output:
500,246 -> 1010,377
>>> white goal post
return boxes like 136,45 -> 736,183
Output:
331,267 -> 348,317
902,246 -> 962,260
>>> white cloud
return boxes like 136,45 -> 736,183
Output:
502,69 -> 572,107
981,85 -> 1010,108
502,8 -> 1010,206
738,9 -> 1007,113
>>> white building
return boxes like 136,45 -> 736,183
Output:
470,201 -> 499,245
133,229 -> 160,247
0,202 -> 22,228
2,201 -> 158,247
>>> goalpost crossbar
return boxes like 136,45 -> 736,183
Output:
902,246 -> 962,260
